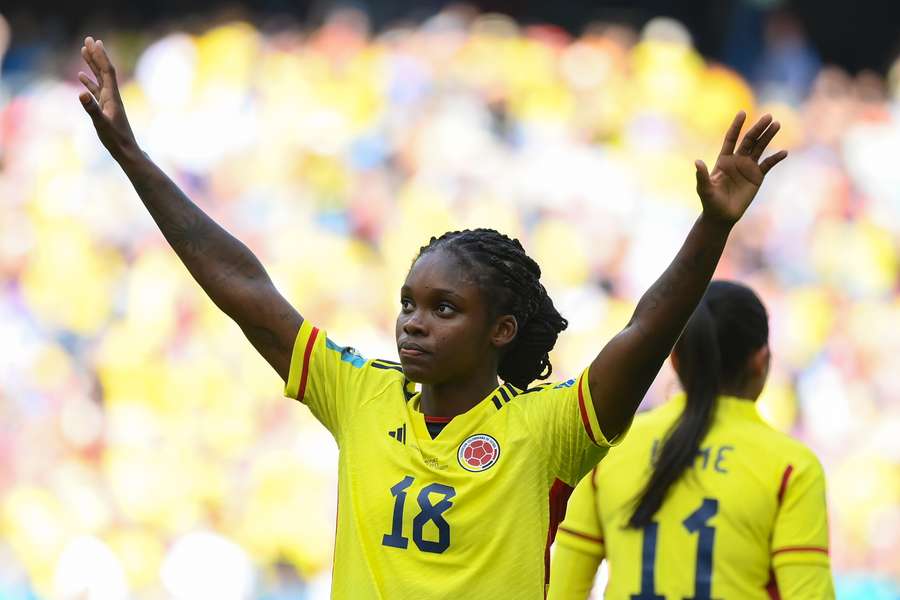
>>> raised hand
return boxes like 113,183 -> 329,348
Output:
695,111 -> 787,225
78,36 -> 139,162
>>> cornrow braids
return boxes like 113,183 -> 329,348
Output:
415,228 -> 568,389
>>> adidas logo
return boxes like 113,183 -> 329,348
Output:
388,423 -> 407,444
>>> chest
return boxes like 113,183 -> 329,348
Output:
337,395 -> 550,554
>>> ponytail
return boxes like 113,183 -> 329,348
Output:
628,302 -> 720,528
628,280 -> 769,529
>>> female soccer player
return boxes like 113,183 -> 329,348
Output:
548,281 -> 834,599
78,36 -> 787,599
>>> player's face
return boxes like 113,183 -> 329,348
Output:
396,250 -> 498,384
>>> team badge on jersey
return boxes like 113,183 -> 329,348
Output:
458,434 -> 501,472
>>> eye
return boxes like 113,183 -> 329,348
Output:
400,298 -> 413,312
435,303 -> 456,316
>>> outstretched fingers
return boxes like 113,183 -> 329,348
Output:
719,111 -> 746,156
81,40 -> 103,87
760,150 -> 788,175
750,121 -> 780,160
92,40 -> 118,86
79,89 -> 102,120
82,36 -> 119,98
78,71 -> 100,100
694,159 -> 712,194
736,114 -> 773,156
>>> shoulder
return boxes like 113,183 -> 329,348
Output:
322,337 -> 398,377
323,339 -> 410,395
499,379 -> 576,421
627,401 -> 682,438
518,379 -> 573,395
501,379 -> 576,407
363,356 -> 409,384
766,429 -> 824,474
367,357 -> 416,396
323,337 -> 369,367
366,356 -> 404,375
728,417 -> 826,488
743,417 -> 821,467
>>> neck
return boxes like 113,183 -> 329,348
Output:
419,370 -> 500,418
718,382 -> 762,402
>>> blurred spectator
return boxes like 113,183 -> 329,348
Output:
754,11 -> 821,104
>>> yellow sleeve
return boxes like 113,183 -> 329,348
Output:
774,564 -> 835,599
548,469 -> 605,600
556,468 -> 605,557
520,369 -> 621,486
771,453 -> 831,569
547,544 -> 603,600
283,319 -> 379,440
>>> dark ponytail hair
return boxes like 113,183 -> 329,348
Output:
415,228 -> 568,390
628,281 -> 769,528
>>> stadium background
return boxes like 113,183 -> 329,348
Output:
1,0 -> 899,598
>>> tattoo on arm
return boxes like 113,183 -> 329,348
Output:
219,252 -> 266,281
245,310 -> 301,348
161,211 -> 215,256
130,172 -> 216,257
244,324 -> 284,352
124,155 -> 302,377
644,247 -> 709,312
241,309 -> 302,379
132,171 -> 267,285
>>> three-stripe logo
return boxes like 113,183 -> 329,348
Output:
388,423 -> 407,444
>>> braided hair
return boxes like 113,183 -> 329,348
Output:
414,228 -> 568,390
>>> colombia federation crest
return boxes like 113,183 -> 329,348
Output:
457,434 -> 501,472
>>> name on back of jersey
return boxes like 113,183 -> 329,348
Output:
651,439 -> 735,474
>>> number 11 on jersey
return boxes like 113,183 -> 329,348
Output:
631,498 -> 719,600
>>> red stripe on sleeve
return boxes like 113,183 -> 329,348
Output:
765,548 -> 829,596
577,375 -> 598,445
772,546 -> 829,556
544,478 -> 575,591
777,465 -> 794,504
765,569 -> 781,600
558,525 -> 604,545
297,327 -> 319,402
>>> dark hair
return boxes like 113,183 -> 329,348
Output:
415,228 -> 568,390
628,280 -> 769,528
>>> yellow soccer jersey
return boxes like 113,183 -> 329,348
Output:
550,395 -> 833,600
284,319 -> 616,599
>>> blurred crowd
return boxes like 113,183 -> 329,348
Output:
0,6 -> 898,599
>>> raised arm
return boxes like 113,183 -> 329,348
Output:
588,111 -> 787,440
78,36 -> 301,381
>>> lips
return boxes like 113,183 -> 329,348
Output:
399,342 -> 429,357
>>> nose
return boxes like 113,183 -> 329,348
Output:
402,310 -> 427,336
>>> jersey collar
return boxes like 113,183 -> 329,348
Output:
406,384 -> 512,445
669,393 -> 764,423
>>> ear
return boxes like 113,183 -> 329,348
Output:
749,344 -> 770,377
491,314 -> 518,349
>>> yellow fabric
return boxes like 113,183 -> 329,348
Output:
550,395 -> 834,600
548,468 -> 604,600
285,319 -> 616,599
548,543 -> 602,600
774,564 -> 836,599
